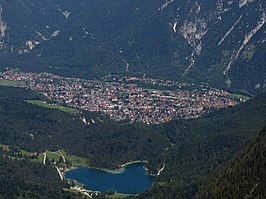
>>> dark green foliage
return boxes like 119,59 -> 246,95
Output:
1,87 -> 266,198
0,156 -> 80,199
138,92 -> 266,199
0,86 -> 40,100
198,126 -> 266,199
0,86 -> 169,171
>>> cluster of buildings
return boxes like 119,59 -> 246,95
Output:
105,75 -> 191,88
0,70 -> 239,124
70,185 -> 100,198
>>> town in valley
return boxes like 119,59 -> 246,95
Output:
0,69 -> 243,124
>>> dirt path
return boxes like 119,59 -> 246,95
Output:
43,151 -> 47,165
157,163 -> 165,176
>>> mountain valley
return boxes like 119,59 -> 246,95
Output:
0,0 -> 265,93
0,0 -> 265,198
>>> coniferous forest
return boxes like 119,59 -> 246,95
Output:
198,126 -> 266,199
0,1 -> 266,198
0,86 -> 266,198
0,156 -> 81,199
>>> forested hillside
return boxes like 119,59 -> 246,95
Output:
138,92 -> 266,199
0,156 -> 81,199
1,87 -> 266,198
0,0 -> 265,198
0,86 -> 169,172
198,125 -> 266,199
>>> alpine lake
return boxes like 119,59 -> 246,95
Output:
64,162 -> 156,195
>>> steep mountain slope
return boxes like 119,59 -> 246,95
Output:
0,1 -> 62,54
138,92 -> 266,199
198,125 -> 266,199
0,0 -> 265,93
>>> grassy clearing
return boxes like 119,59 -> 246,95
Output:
158,182 -> 167,186
107,193 -> 132,198
11,68 -> 21,72
20,150 -> 31,156
0,79 -> 25,87
66,179 -> 86,187
63,188 -> 91,198
34,150 -> 88,166
0,143 -> 10,151
229,94 -> 250,101
60,150 -> 88,167
32,153 -> 45,164
25,100 -> 81,115
0,144 -> 87,168
46,151 -> 62,162
0,144 -> 88,169
34,151 -> 62,164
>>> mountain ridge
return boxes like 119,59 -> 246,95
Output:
0,0 -> 265,93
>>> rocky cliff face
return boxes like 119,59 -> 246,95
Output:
161,0 -> 265,92
0,0 -> 265,93
0,0 -> 73,54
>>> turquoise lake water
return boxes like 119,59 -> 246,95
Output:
64,163 -> 156,194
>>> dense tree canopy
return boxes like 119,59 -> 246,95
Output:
1,87 -> 266,199
0,87 -> 169,172
138,93 -> 266,198
0,156 -> 81,199
198,126 -> 266,199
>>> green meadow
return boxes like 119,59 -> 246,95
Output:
0,79 -> 25,87
25,100 -> 81,114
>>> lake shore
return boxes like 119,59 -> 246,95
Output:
64,160 -> 156,178
120,160 -> 149,168
100,167 -> 126,174
74,160 -> 150,174
64,160 -> 156,196
101,160 -> 150,174
64,160 -> 154,177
